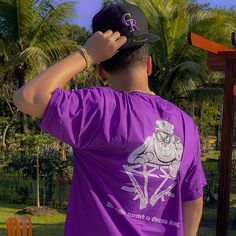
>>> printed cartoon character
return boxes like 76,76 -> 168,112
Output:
128,120 -> 183,177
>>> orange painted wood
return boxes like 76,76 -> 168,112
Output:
20,216 -> 32,236
5,216 -> 32,236
233,84 -> 236,96
188,32 -> 234,54
5,217 -> 18,236
234,85 -> 236,96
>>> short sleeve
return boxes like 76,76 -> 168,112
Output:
39,87 -> 103,148
181,127 -> 207,202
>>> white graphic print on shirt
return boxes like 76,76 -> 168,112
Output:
122,120 -> 183,210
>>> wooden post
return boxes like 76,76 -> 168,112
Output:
188,32 -> 236,236
216,55 -> 236,235
232,32 -> 236,46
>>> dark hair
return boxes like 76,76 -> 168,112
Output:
100,44 -> 149,73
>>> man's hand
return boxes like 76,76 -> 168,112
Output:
84,30 -> 127,64
13,30 -> 127,118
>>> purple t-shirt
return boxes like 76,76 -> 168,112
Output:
40,87 -> 206,236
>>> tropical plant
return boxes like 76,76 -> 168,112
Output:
0,0 -> 94,208
126,0 -> 235,103
6,133 -> 60,207
0,0 -> 78,132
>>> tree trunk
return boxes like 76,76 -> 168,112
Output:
192,103 -> 195,117
2,124 -> 9,150
1,124 -> 9,159
47,175 -> 53,204
59,142 -> 67,161
16,67 -> 29,133
43,182 -> 46,207
36,154 -> 40,207
215,125 -> 219,150
17,170 -> 20,191
200,103 -> 203,130
19,112 -> 29,133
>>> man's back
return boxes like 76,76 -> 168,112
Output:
13,3 -> 206,235
40,87 -> 206,236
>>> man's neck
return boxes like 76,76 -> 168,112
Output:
106,67 -> 150,92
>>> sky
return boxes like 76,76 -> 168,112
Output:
75,0 -> 236,30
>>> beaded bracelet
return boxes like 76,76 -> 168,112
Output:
78,47 -> 93,71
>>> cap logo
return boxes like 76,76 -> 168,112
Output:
122,13 -> 140,32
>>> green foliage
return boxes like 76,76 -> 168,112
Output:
202,160 -> 219,205
0,0 -> 77,82
128,0 -> 235,104
5,133 -> 72,179
193,104 -> 221,137
8,133 -> 53,152
66,23 -> 90,45
0,0 -> 91,208
1,133 -> 72,207
0,169 -> 71,207
0,0 -> 93,132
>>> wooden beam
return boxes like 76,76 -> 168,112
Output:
218,51 -> 236,60
207,53 -> 226,71
188,32 -> 233,54
232,32 -> 236,46
207,51 -> 236,71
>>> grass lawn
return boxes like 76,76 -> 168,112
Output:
1,202 -> 236,235
198,227 -> 236,236
0,203 -> 65,236
200,206 -> 236,236
201,150 -> 236,161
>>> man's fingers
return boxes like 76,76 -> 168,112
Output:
116,36 -> 127,48
103,30 -> 113,37
85,30 -> 127,63
110,31 -> 121,40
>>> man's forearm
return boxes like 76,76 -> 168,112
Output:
13,51 -> 87,118
182,197 -> 203,236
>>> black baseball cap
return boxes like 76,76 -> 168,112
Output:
92,3 -> 160,50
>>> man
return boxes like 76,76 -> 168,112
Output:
13,2 -> 206,236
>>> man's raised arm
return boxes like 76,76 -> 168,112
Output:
13,31 -> 127,118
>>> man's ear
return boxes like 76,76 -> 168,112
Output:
146,56 -> 152,76
97,64 -> 107,82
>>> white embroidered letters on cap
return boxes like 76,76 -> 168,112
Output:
122,13 -> 140,32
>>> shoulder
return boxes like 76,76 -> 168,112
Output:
74,86 -> 116,97
161,97 -> 195,121
58,86 -> 115,101
157,97 -> 198,135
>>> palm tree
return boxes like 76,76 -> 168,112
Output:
0,2 -> 94,208
124,0 -> 235,148
127,0 -> 235,103
103,0 -> 126,7
0,0 -> 78,132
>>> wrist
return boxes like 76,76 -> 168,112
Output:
78,46 -> 94,70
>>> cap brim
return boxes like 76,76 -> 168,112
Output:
121,33 -> 160,50
146,33 -> 160,42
